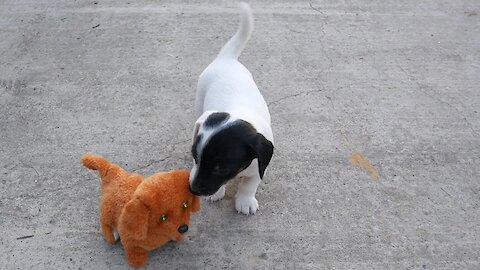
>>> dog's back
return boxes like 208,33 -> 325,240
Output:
195,3 -> 270,124
82,154 -> 144,240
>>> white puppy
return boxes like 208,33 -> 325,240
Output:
189,3 -> 274,215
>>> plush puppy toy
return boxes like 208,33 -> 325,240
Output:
82,154 -> 200,268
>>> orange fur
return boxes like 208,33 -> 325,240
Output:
82,154 -> 200,268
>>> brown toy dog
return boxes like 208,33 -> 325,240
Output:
82,154 -> 200,268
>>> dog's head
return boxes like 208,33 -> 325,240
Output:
118,170 -> 200,242
189,112 -> 274,196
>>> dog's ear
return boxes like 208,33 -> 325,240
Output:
248,133 -> 274,179
119,196 -> 150,240
191,195 -> 201,213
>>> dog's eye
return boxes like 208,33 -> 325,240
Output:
159,214 -> 168,222
182,201 -> 189,209
213,165 -> 230,176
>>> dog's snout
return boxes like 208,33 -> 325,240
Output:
178,224 -> 188,234
189,185 -> 202,196
190,181 -> 219,196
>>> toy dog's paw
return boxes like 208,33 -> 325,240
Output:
175,234 -> 186,241
113,230 -> 120,243
207,186 -> 225,202
125,246 -> 148,268
101,225 -> 117,244
235,195 -> 258,215
103,235 -> 116,244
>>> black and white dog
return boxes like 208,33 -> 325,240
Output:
189,3 -> 274,215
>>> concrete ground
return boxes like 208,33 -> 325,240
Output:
1,0 -> 479,269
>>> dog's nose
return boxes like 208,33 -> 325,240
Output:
178,224 -> 188,234
189,185 -> 202,196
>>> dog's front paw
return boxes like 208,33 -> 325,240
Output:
207,186 -> 225,202
235,195 -> 258,215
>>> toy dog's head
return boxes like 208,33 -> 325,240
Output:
118,170 -> 200,243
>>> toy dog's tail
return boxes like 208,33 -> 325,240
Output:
82,154 -> 122,184
217,2 -> 253,60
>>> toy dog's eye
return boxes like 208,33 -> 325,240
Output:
160,214 -> 168,222
182,201 -> 189,209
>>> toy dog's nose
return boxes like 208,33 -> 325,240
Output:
178,224 -> 188,234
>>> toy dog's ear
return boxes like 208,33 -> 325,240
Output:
191,195 -> 201,213
119,197 -> 149,240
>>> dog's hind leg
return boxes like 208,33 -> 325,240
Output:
101,223 -> 116,244
235,175 -> 261,215
100,202 -> 116,244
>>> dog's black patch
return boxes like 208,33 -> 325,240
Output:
190,120 -> 274,196
204,112 -> 230,128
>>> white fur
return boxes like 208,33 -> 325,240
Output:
207,185 -> 225,202
190,3 -> 273,215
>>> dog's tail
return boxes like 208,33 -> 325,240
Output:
82,154 -> 122,184
217,2 -> 253,60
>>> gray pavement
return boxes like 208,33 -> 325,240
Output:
1,0 -> 479,269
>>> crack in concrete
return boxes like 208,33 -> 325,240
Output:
1,178 -> 90,201
397,64 -> 479,138
131,156 -> 171,172
267,4 -> 337,109
325,86 -> 356,150
440,187 -> 452,197
423,89 -> 479,138
172,138 -> 191,146
309,1 -> 334,73
308,1 -> 322,14
21,163 -> 40,177
268,89 -> 323,106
